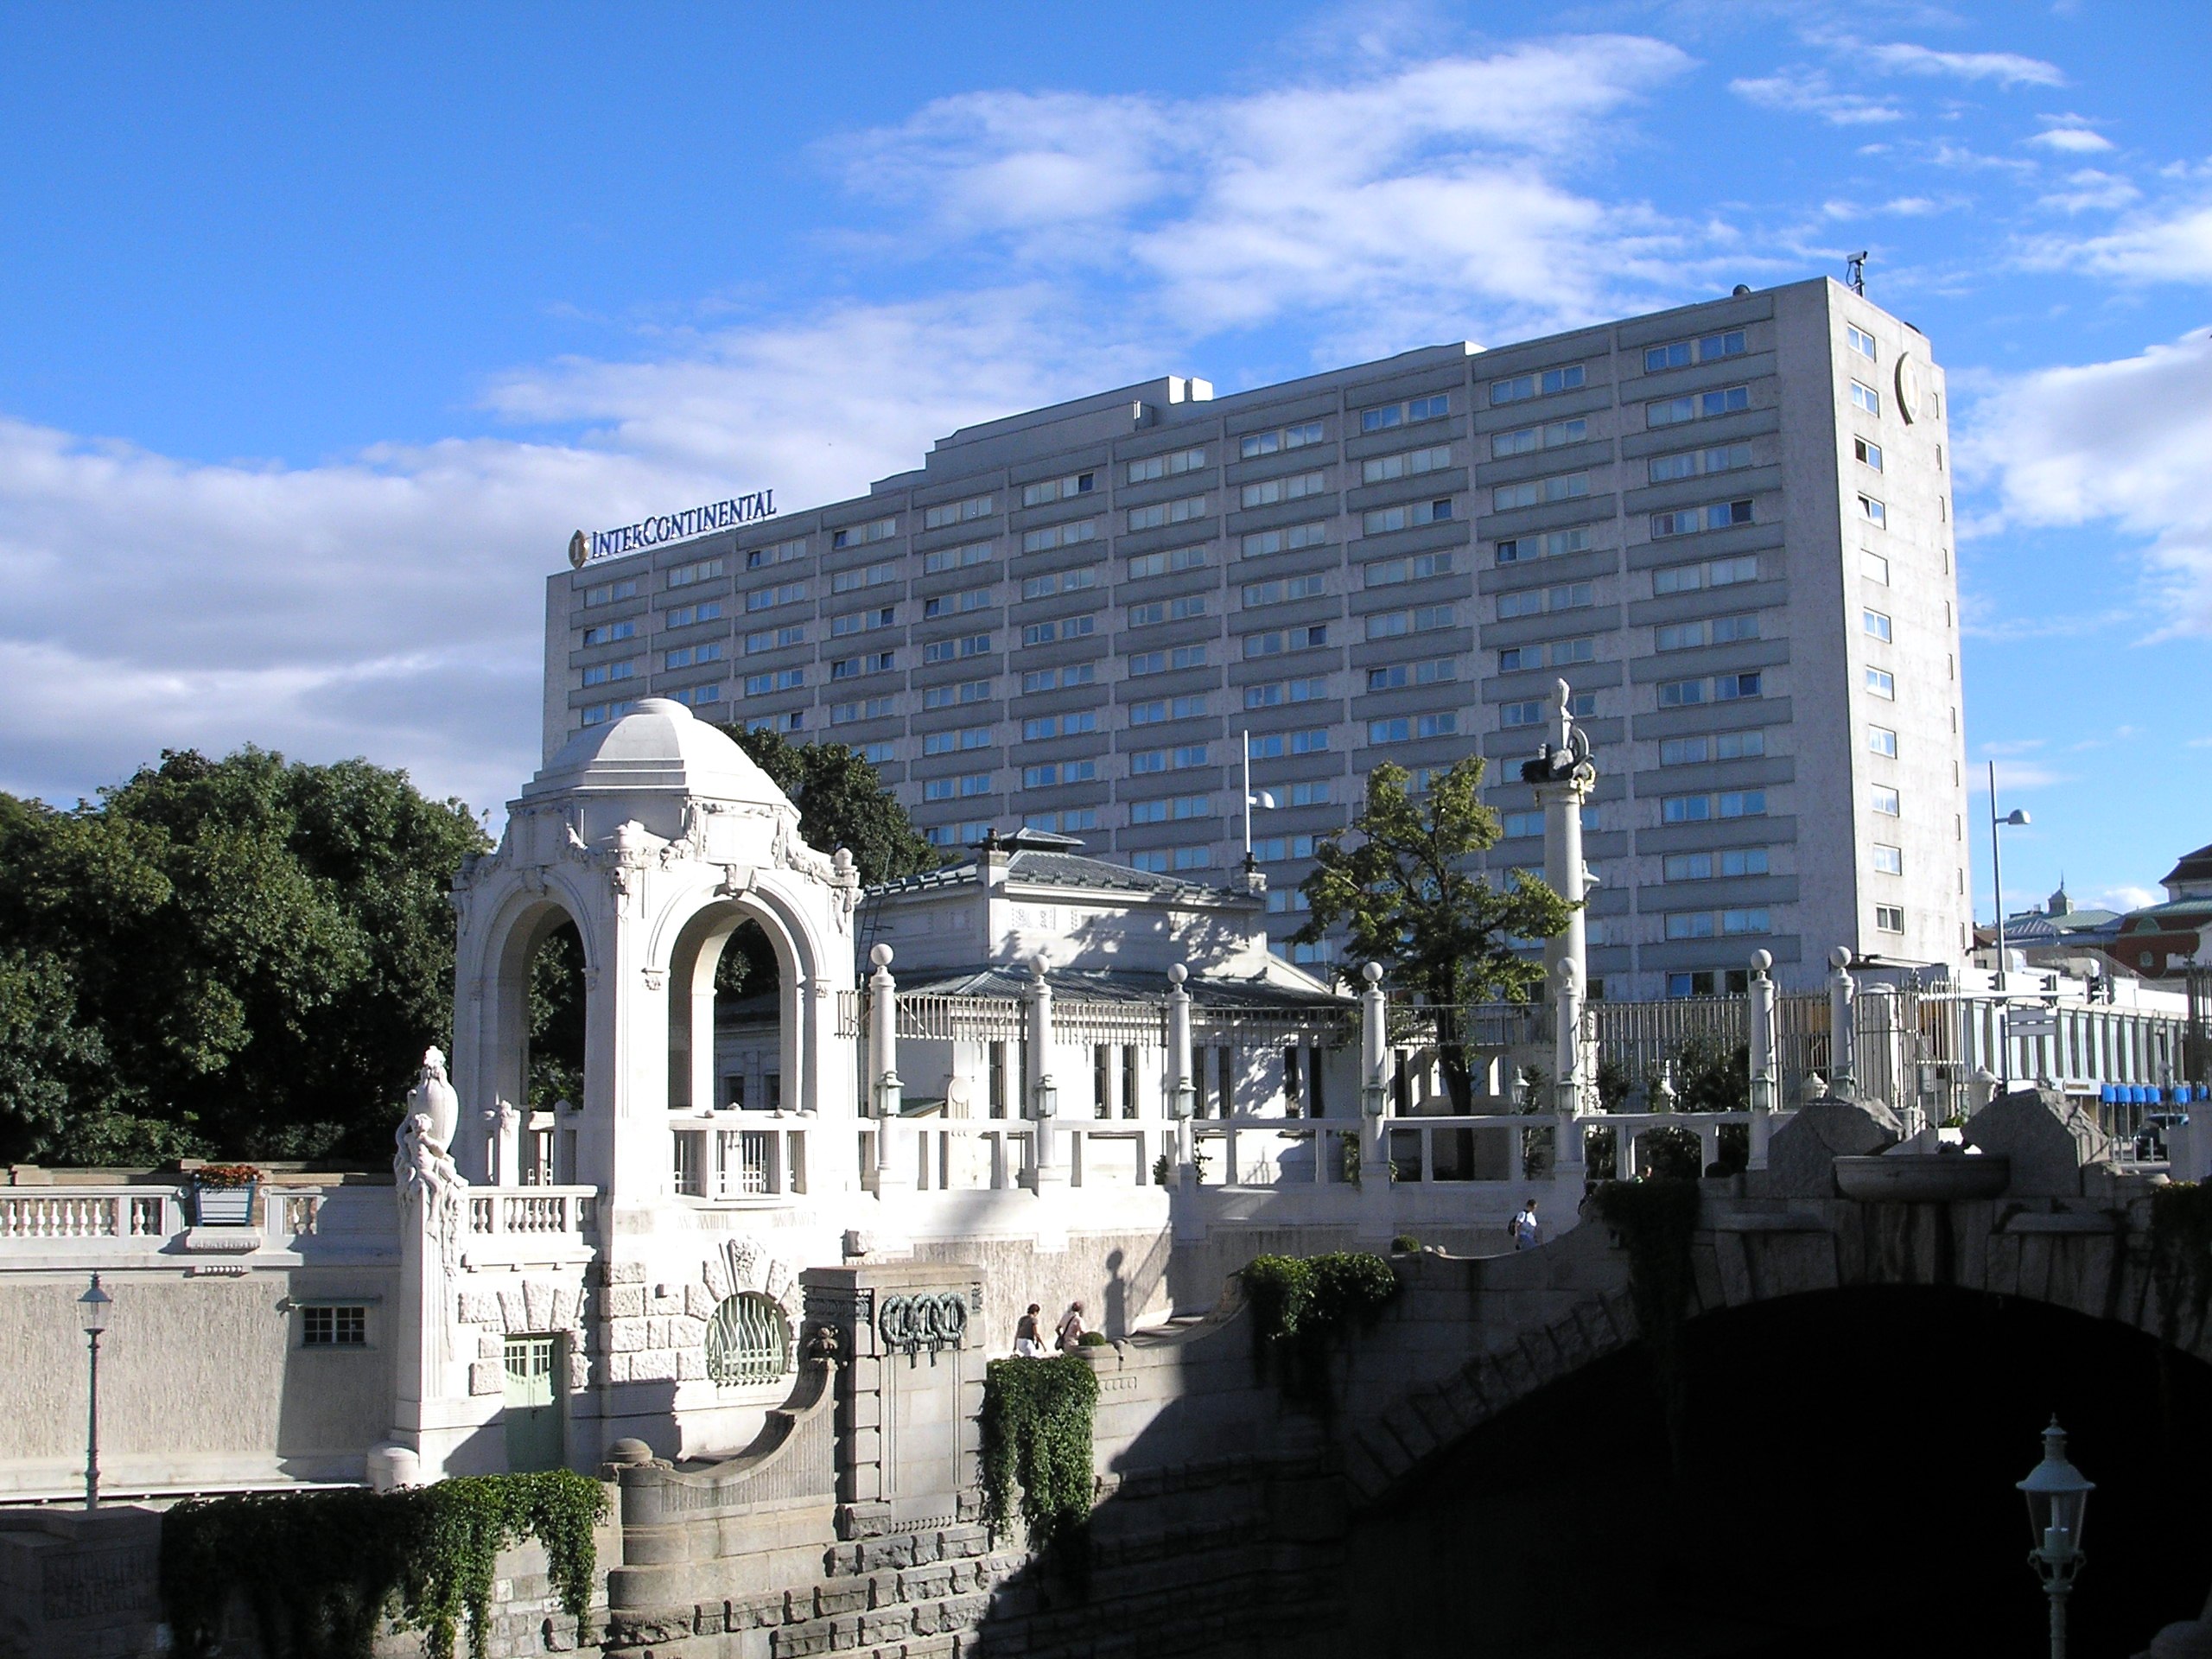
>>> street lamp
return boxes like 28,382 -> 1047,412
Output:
1989,761 -> 2031,1092
2018,1416 -> 2093,1659
79,1274 -> 111,1510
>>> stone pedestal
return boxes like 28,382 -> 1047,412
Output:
803,1261 -> 984,1539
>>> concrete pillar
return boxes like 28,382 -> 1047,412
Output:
869,944 -> 911,1195
1828,945 -> 1859,1098
1167,963 -> 1195,1183
1747,950 -> 1777,1172
1360,963 -> 1390,1179
1027,957 -> 1065,1189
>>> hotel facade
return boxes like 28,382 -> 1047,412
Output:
544,276 -> 1970,996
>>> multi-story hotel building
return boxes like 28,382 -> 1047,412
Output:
543,276 -> 1970,996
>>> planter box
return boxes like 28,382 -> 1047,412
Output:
191,1182 -> 258,1227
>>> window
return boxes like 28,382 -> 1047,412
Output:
1022,614 -> 1098,645
1664,848 -> 1770,880
1363,444 -> 1455,485
1242,626 -> 1328,658
302,1304 -> 367,1346
1363,498 -> 1456,533
1247,728 -> 1329,759
665,559 -> 723,589
745,537 -> 808,569
1863,608 -> 1892,644
1868,726 -> 1897,758
921,634 -> 991,664
1659,730 -> 1764,765
1129,794 -> 1211,824
830,516 -> 897,550
1021,518 -> 1099,554
1491,474 -> 1586,512
1656,613 -> 1759,652
1866,666 -> 1896,699
1722,908 -> 1770,935
1647,442 -> 1753,484
1500,700 -> 1541,728
921,772 -> 992,801
1241,471 -> 1328,508
1653,554 -> 1759,595
1023,712 -> 1098,740
1854,436 -> 1884,472
1248,677 -> 1332,708
1369,713 -> 1458,743
1647,385 -> 1750,427
1363,552 -> 1455,587
1850,381 -> 1881,416
1855,494 -> 1887,529
1490,365 -> 1584,404
853,741 -> 894,764
830,696 -> 896,723
1130,745 -> 1208,774
924,679 -> 993,709
746,582 -> 807,612
1650,500 -> 1754,537
923,726 -> 994,756
925,587 -> 995,617
1494,525 -> 1592,564
704,1293 -> 790,1386
1643,330 -> 1746,373
1665,912 -> 1716,940
1023,760 -> 1099,786
582,577 -> 640,607
579,701 -> 634,727
1265,888 -> 1310,913
1024,807 -> 1101,835
924,494 -> 995,530
924,540 -> 994,575
1243,575 -> 1328,607
1239,420 -> 1326,459
670,684 -> 722,709
1847,324 -> 1878,361
1503,810 -> 1543,838
1128,495 -> 1208,531
1872,843 -> 1904,875
664,601 -> 723,628
1363,658 -> 1456,692
1127,545 -> 1209,580
580,620 -> 635,647
1240,522 -> 1329,559
1498,636 -> 1592,671
830,563 -> 899,595
1874,904 -> 1905,932
1127,448 -> 1207,484
830,607 -> 896,638
580,660 -> 635,686
1872,785 -> 1901,817
746,709 -> 799,734
1720,790 -> 1767,818
744,668 -> 805,696
1287,781 -> 1330,806
1716,672 -> 1761,700
1489,419 -> 1587,460
1862,550 -> 1890,585
1361,392 -> 1451,431
1021,472 -> 1096,508
1173,846 -> 1212,871
1129,850 -> 1169,874
831,652 -> 897,677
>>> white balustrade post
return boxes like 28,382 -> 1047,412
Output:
868,944 -> 912,1196
1167,963 -> 1196,1185
1028,957 -> 1065,1189
1747,949 -> 1777,1172
1828,946 -> 1859,1100
1360,962 -> 1390,1181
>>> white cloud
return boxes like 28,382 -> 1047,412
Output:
2028,127 -> 2113,154
1730,69 -> 1903,126
2031,199 -> 2212,283
1865,42 -> 2065,88
1967,760 -> 2072,792
842,37 -> 1703,346
2036,169 -> 2140,215
1965,329 -> 2212,638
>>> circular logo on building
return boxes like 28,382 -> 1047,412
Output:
1894,353 -> 1924,424
567,529 -> 588,569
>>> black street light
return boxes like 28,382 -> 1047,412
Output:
79,1274 -> 111,1510
2018,1416 -> 2094,1659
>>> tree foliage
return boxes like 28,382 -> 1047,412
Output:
0,748 -> 487,1164
1294,756 -> 1573,1110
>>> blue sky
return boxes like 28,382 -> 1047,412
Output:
1,1 -> 2206,920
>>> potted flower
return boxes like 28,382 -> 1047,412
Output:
189,1164 -> 263,1227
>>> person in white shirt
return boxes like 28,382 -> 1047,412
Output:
1511,1198 -> 1542,1250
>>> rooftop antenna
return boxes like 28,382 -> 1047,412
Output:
1846,251 -> 1868,297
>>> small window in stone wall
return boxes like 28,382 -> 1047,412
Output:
705,1292 -> 790,1385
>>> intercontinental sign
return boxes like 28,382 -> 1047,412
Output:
569,489 -> 777,568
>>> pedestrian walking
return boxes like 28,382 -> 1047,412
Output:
1510,1198 -> 1542,1250
1013,1303 -> 1046,1357
1055,1301 -> 1087,1351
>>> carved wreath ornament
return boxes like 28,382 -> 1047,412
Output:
875,1290 -> 969,1363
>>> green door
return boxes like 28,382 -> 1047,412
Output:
503,1335 -> 563,1471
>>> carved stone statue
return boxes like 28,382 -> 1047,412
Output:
405,1046 -> 460,1150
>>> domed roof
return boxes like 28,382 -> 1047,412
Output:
521,698 -> 795,810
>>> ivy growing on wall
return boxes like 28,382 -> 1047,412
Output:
1240,1250 -> 1401,1410
1592,1177 -> 1702,1469
980,1354 -> 1100,1557
2150,1181 -> 2212,1350
159,1470 -> 607,1659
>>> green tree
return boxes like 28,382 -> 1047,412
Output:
0,749 -> 487,1164
1294,757 -> 1573,1113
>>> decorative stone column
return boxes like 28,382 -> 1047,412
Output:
1525,679 -> 1597,992
1166,963 -> 1196,1185
1027,957 -> 1065,1189
1359,963 -> 1391,1185
869,944 -> 912,1196
482,1098 -> 521,1187
1828,946 -> 1859,1099
1551,957 -> 1587,1177
1747,949 -> 1778,1172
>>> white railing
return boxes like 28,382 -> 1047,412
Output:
0,1190 -> 175,1240
465,1185 -> 598,1236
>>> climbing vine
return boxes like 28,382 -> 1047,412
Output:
980,1354 -> 1100,1555
1592,1178 -> 1701,1468
1240,1250 -> 1401,1410
160,1470 -> 607,1659
2150,1181 -> 2212,1350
